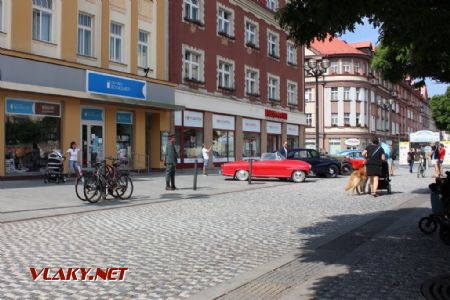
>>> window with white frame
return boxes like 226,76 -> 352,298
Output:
267,75 -> 280,100
78,13 -> 93,56
245,20 -> 258,47
218,59 -> 234,89
305,88 -> 312,102
184,0 -> 200,22
344,113 -> 350,125
330,61 -> 339,74
218,6 -> 234,37
138,31 -> 149,68
331,87 -> 338,101
287,42 -> 297,65
267,31 -> 279,58
343,61 -> 350,73
356,113 -> 361,124
183,47 -> 203,82
287,82 -> 298,105
356,88 -> 361,101
245,67 -> 259,95
354,62 -> 361,73
267,0 -> 278,11
331,113 -> 338,125
32,0 -> 53,42
306,113 -> 312,126
110,22 -> 123,62
0,0 -> 3,32
343,87 -> 350,100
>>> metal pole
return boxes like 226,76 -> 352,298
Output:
193,159 -> 198,190
248,159 -> 252,185
315,74 -> 320,152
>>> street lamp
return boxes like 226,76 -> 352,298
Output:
378,98 -> 394,142
305,58 -> 330,152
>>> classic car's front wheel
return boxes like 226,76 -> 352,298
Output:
291,170 -> 306,183
326,165 -> 339,178
235,170 -> 249,181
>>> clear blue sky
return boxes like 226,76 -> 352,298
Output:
340,21 -> 448,97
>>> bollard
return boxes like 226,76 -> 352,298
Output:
193,159 -> 198,190
248,159 -> 252,185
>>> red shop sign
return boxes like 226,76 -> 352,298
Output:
35,102 -> 61,117
265,109 -> 287,120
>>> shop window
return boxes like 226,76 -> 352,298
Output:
287,136 -> 299,149
243,132 -> 261,158
213,130 -> 234,162
116,112 -> 133,166
183,128 -> 203,162
328,139 -> 341,155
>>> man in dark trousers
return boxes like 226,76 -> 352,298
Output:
164,133 -> 178,190
279,140 -> 289,158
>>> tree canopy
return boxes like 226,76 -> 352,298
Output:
429,87 -> 450,131
276,0 -> 450,83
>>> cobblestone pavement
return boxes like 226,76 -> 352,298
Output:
0,167 -> 441,299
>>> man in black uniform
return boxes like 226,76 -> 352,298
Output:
164,133 -> 178,190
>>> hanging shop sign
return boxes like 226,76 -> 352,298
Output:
266,121 -> 281,134
344,138 -> 360,147
213,114 -> 235,130
116,112 -> 133,125
242,118 -> 261,132
409,130 -> 440,143
265,109 -> 288,120
6,98 -> 61,117
86,70 -> 147,100
287,124 -> 299,136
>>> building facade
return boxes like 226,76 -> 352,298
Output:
304,37 -> 435,154
168,0 -> 306,165
0,0 -> 179,178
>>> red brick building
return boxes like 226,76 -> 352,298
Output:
168,0 -> 306,165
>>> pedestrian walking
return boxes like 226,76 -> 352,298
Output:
407,148 -> 415,173
279,141 -> 289,158
438,143 -> 446,177
431,145 -> 440,178
202,143 -> 212,176
390,151 -> 397,176
66,141 -> 81,180
362,137 -> 386,197
164,133 -> 178,190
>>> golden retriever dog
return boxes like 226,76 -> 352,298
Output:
344,167 -> 368,195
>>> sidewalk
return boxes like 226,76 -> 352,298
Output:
0,169 -> 293,223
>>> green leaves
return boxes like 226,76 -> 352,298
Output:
430,88 -> 450,131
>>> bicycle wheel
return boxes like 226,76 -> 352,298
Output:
418,217 -> 437,234
83,176 -> 102,203
115,175 -> 133,200
75,176 -> 87,201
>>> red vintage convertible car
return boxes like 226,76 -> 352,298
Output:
221,152 -> 311,183
345,156 -> 366,170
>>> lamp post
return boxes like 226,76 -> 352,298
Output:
305,58 -> 330,152
378,98 -> 394,143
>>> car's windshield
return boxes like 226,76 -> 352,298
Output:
261,152 -> 285,161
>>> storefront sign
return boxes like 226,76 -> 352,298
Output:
213,114 -> 235,130
409,130 -> 440,143
35,102 -> 60,117
6,99 -> 34,115
242,118 -> 261,132
266,121 -> 281,134
399,141 -> 410,165
287,124 -> 299,136
86,71 -> 147,100
81,108 -> 103,122
184,110 -> 203,128
442,141 -> 450,166
265,109 -> 288,120
344,138 -> 360,147
116,112 -> 133,124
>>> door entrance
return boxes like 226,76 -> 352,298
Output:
267,134 -> 281,152
81,123 -> 104,168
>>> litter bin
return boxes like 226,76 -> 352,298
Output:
431,192 -> 445,214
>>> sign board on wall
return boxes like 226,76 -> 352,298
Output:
399,141 -> 410,165
86,71 -> 147,100
266,121 -> 281,134
184,110 -> 203,128
287,124 -> 299,136
242,118 -> 261,132
116,112 -> 133,124
213,114 -> 235,130
442,141 -> 450,166
81,108 -> 103,122
265,109 -> 288,120
409,130 -> 440,143
6,98 -> 61,117
344,138 -> 360,147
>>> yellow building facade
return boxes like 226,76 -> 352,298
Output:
0,0 -> 179,177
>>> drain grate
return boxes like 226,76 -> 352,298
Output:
421,274 -> 450,300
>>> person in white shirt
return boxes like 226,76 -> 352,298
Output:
202,144 -> 212,175
66,141 -> 81,179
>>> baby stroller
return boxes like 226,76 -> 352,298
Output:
417,155 -> 426,178
378,160 -> 392,194
44,151 -> 66,184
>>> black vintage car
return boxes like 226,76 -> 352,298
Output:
287,148 -> 341,178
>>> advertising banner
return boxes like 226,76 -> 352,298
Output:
87,71 -> 147,100
399,142 -> 410,165
442,141 -> 450,166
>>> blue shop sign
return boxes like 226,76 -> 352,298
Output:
81,108 -> 103,121
116,112 -> 133,125
6,99 -> 34,115
86,71 -> 147,100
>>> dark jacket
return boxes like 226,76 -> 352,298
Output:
279,147 -> 288,158
165,143 -> 178,165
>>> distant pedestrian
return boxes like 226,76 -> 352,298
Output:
164,133 -> 178,190
431,145 -> 440,178
362,137 -> 386,197
202,143 -> 212,176
279,141 -> 289,158
66,141 -> 81,180
438,143 -> 446,177
407,148 -> 415,173
390,151 -> 397,176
